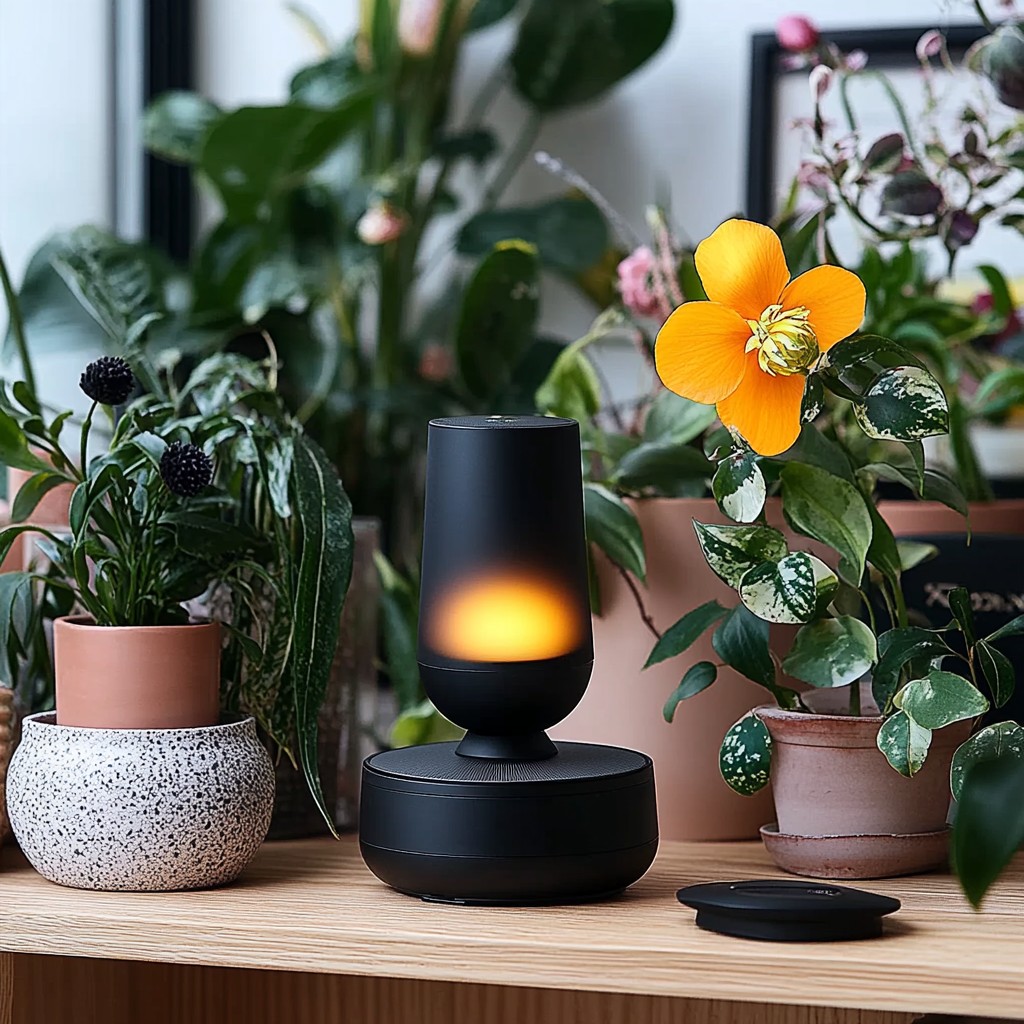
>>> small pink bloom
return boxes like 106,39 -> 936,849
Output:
398,0 -> 442,57
357,203 -> 407,245
617,247 -> 663,320
797,161 -> 830,194
418,343 -> 454,382
776,14 -> 819,53
916,30 -> 944,62
809,64 -> 833,102
843,49 -> 868,71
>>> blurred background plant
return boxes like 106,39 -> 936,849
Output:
773,4 -> 1024,499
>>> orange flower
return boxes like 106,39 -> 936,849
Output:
655,219 -> 866,456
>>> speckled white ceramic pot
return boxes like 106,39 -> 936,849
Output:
7,713 -> 274,891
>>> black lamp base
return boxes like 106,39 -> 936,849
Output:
359,740 -> 658,905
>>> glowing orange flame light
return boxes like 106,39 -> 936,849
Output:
427,571 -> 582,663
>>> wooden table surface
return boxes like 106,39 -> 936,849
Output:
1,837 -> 1022,1021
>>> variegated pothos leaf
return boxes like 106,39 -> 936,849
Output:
853,366 -> 949,442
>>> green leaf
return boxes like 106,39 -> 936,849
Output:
643,390 -> 716,446
143,91 -> 222,164
433,128 -> 498,166
645,600 -> 728,668
720,713 -> 773,795
984,614 -> 1024,643
950,721 -> 1024,801
866,501 -> 903,584
821,334 -> 925,400
853,366 -> 949,442
10,471 -> 70,524
510,0 -> 675,111
534,341 -> 601,422
952,752 -> 1024,907
948,586 -> 977,646
712,451 -> 765,524
739,551 -> 833,625
783,616 -> 877,689
199,92 -> 374,221
712,604 -> 775,689
975,640 -> 1015,709
877,710 -> 932,777
457,242 -> 540,399
0,411 -> 50,473
375,551 -> 422,712
390,700 -> 464,748
664,662 -> 717,722
584,483 -> 645,581
288,47 -> 363,109
978,264 -> 1014,320
610,441 -> 712,493
0,572 -> 33,686
457,198 -> 608,274
785,425 -> 855,483
469,0 -> 519,29
949,395 -> 992,504
780,462 -> 872,585
873,627 -> 953,713
897,540 -> 938,571
895,669 -> 989,730
289,435 -> 354,836
693,521 -> 787,589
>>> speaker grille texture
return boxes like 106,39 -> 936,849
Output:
368,742 -> 647,783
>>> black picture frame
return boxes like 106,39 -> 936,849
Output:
143,0 -> 196,262
746,24 -> 988,224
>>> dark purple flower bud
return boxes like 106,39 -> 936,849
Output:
79,356 -> 135,406
968,26 -> 1024,111
947,210 -> 979,249
880,169 -> 944,218
159,441 -> 213,498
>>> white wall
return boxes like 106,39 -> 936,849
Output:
196,0 -> 978,402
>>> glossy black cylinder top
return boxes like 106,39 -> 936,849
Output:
418,416 -> 594,748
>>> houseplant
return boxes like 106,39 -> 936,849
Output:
649,216 -> 1021,883
8,0 -> 678,571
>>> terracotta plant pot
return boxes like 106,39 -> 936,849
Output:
55,616 -> 221,729
756,702 -> 971,879
879,498 -> 1024,537
0,687 -> 13,846
8,712 -> 274,891
553,498 -> 778,841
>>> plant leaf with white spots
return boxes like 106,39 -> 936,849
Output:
853,366 -> 949,442
877,710 -> 932,777
738,552 -> 819,624
950,721 -> 1024,800
894,669 -> 990,730
693,521 -> 787,588
720,712 -> 772,795
782,615 -> 877,688
712,450 -> 766,523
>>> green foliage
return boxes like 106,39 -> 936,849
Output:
693,522 -> 788,589
663,661 -> 717,722
720,713 -> 772,795
877,710 -> 932,777
738,551 -> 837,625
583,483 -> 645,581
950,722 -> 1024,801
782,616 -> 877,689
712,450 -> 765,523
645,600 -> 727,668
894,669 -> 990,730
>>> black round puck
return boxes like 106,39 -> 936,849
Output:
677,879 -> 901,942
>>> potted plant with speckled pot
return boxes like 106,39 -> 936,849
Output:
0,345 -> 353,890
640,218 -> 1023,889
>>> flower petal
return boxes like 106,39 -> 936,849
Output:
717,355 -> 806,457
655,301 -> 750,404
781,265 -> 866,351
695,219 -> 791,321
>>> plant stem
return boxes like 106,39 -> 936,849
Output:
79,401 -> 97,478
0,242 -> 36,396
616,563 -> 661,641
481,110 -> 543,210
973,0 -> 996,30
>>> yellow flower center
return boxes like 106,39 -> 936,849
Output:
745,304 -> 819,377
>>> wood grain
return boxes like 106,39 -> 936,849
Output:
10,955 -> 920,1024
1,839 -> 1022,1020
0,953 -> 12,1024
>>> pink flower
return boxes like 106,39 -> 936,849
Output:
843,49 -> 868,71
776,15 -> 819,53
357,203 -> 407,245
809,64 -> 833,102
418,343 -> 454,382
617,247 -> 663,320
797,161 -> 830,194
398,0 -> 442,57
916,30 -> 944,63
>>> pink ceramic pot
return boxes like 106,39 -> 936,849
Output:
756,703 -> 972,878
553,498 -> 780,841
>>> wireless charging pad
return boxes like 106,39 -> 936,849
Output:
677,880 -> 901,942
360,740 -> 658,905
